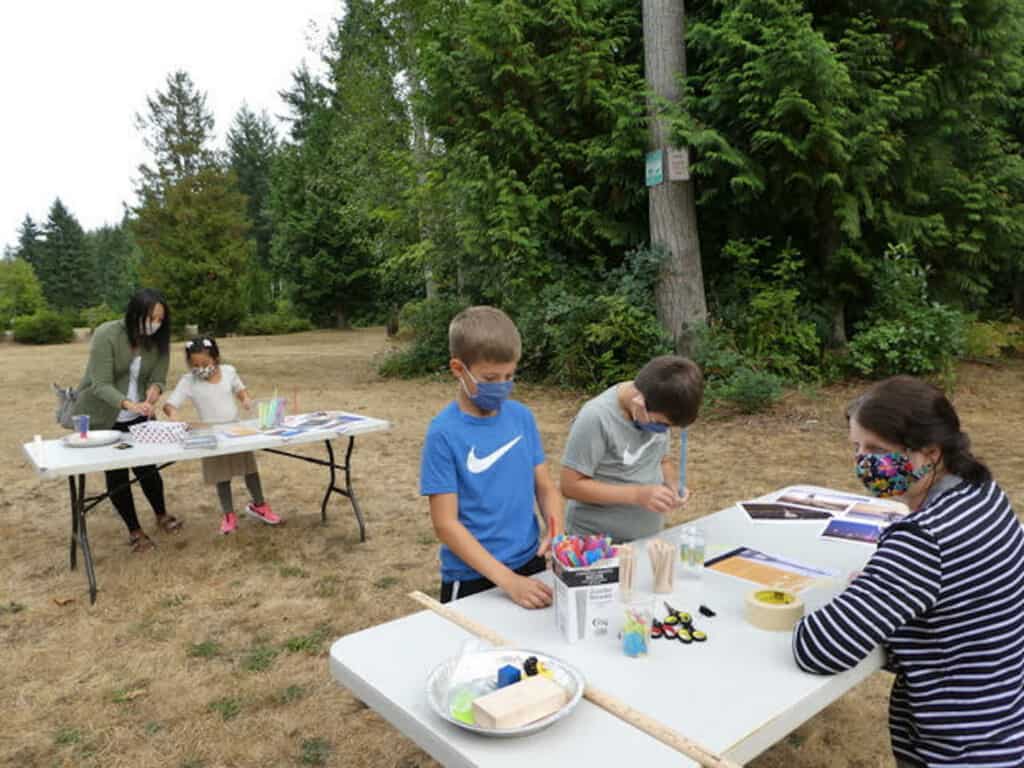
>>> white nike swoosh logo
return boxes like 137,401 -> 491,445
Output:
467,436 -> 523,474
622,437 -> 657,466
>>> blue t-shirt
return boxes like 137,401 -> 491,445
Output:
420,399 -> 544,582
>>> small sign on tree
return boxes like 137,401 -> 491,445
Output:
667,147 -> 690,181
645,150 -> 664,187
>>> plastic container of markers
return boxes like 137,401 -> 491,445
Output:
255,397 -> 287,429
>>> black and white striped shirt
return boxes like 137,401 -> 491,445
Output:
793,479 -> 1024,767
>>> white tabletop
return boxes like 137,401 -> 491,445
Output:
21,413 -> 391,480
329,485 -> 885,767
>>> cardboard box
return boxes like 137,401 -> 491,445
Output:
552,557 -> 619,643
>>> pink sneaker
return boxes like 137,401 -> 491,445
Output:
219,511 -> 238,535
245,502 -> 282,525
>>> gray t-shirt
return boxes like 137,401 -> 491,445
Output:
562,385 -> 670,542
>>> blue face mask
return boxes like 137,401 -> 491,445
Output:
634,421 -> 669,433
630,394 -> 669,433
462,367 -> 514,412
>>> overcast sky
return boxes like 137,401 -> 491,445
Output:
0,0 -> 340,252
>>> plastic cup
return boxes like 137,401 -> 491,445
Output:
622,595 -> 654,658
72,414 -> 90,439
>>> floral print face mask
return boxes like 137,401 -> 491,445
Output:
192,365 -> 216,381
855,452 -> 932,497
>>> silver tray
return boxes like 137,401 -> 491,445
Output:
425,648 -> 585,737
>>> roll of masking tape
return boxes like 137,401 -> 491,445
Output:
744,588 -> 804,631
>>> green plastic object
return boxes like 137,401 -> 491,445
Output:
450,689 -> 476,725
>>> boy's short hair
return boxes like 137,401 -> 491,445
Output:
449,306 -> 522,366
634,356 -> 704,428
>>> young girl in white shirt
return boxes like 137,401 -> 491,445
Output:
163,336 -> 282,534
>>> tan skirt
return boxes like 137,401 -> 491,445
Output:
202,451 -> 258,484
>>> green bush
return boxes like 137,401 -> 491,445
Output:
517,247 -> 673,390
964,320 -> 1018,359
0,258 -> 45,328
717,367 -> 784,413
378,297 -> 469,378
238,313 -> 314,336
13,310 -> 74,344
379,247 -> 672,391
713,239 -> 822,379
847,247 -> 968,378
692,322 -> 747,382
81,303 -> 122,330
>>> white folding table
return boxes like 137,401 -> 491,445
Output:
21,413 -> 391,603
329,485 -> 886,767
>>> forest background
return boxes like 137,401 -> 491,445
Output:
4,0 -> 1024,406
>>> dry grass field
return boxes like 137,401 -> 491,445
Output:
2,328 -> 1022,768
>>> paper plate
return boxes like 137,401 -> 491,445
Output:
62,430 -> 124,448
425,648 -> 584,737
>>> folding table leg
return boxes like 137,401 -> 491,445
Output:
71,474 -> 99,603
343,437 -> 366,543
319,439 -> 337,525
68,476 -> 79,570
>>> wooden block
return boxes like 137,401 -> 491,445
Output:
471,676 -> 568,729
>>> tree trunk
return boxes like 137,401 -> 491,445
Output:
1014,266 -> 1024,318
816,190 -> 846,347
413,113 -> 438,300
643,0 -> 707,358
334,306 -> 349,329
830,301 -> 847,348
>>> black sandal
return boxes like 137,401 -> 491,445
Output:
157,515 -> 183,533
129,533 -> 156,553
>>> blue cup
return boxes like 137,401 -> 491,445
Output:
72,414 -> 90,438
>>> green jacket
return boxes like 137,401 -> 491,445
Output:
72,319 -> 170,429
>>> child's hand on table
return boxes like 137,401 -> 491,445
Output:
503,573 -> 552,610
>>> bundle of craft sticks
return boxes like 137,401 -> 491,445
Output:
618,543 -> 635,598
647,539 -> 676,593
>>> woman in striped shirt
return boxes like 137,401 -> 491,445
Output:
792,376 -> 1024,767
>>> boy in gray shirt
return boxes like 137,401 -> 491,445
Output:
561,356 -> 703,542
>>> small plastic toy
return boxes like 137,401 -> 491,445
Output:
523,656 -> 539,677
497,664 -> 522,688
450,689 -> 477,724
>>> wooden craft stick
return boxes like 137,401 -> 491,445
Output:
407,591 -> 741,768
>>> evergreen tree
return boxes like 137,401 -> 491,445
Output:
135,70 -> 217,195
676,0 -> 1024,341
15,215 -> 44,273
135,167 -> 251,332
271,0 -> 415,327
412,0 -> 648,306
86,220 -> 140,310
133,71 -> 252,331
228,105 -> 279,308
35,199 -> 96,310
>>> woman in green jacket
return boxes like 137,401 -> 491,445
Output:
73,288 -> 182,551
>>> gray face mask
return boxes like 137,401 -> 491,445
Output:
192,365 -> 216,380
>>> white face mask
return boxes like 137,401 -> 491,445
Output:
144,320 -> 162,336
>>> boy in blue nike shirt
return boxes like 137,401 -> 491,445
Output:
420,306 -> 563,608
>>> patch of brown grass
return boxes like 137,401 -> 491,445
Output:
1,329 -> 1021,767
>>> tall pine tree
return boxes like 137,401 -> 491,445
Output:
271,0 -> 415,327
133,71 -> 251,332
35,199 -> 96,311
228,105 -> 279,307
